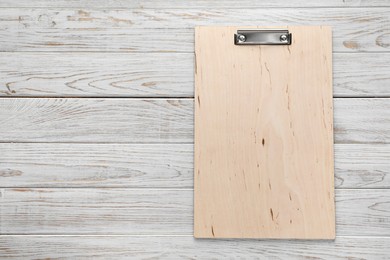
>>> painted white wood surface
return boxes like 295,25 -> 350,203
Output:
0,0 -> 389,258
1,53 -> 389,97
1,143 -> 388,188
0,98 -> 389,143
0,236 -> 389,259
0,98 -> 193,143
0,188 -> 388,236
0,143 -> 194,188
0,8 -> 389,52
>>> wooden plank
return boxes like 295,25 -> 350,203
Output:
334,98 -> 390,144
334,144 -> 390,188
195,26 -> 334,239
0,144 -> 194,188
0,53 -> 192,97
333,53 -> 390,97
0,188 -> 388,236
0,236 -> 389,259
0,8 -> 389,52
1,53 -> 389,97
1,0 -> 389,8
1,143 -> 388,189
0,98 -> 389,143
0,98 -> 193,143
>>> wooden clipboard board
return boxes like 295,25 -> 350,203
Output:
194,26 -> 335,239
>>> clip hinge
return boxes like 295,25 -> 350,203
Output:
234,29 -> 292,45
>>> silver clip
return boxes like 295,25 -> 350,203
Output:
234,29 -> 292,45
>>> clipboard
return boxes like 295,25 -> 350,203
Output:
194,26 -> 335,239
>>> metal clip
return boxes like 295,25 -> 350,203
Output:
234,29 -> 292,45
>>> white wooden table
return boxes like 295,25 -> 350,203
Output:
0,1 -> 389,258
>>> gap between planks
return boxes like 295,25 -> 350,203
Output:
0,96 -> 195,99
0,97 -> 389,99
1,51 -> 390,53
1,235 -> 389,238
1,6 -> 390,9
0,187 -> 388,190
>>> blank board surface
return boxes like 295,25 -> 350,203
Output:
194,26 -> 335,239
